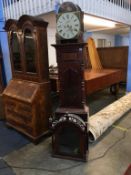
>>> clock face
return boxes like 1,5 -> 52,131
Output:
57,12 -> 80,39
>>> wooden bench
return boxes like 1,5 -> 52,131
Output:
97,46 -> 128,81
84,69 -> 123,95
50,38 -> 126,95
84,38 -> 125,95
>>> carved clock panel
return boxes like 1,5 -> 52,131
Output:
53,43 -> 86,109
60,60 -> 83,108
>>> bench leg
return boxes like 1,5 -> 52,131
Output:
110,83 -> 119,95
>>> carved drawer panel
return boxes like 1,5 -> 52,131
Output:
7,118 -> 33,135
3,15 -> 51,142
5,99 -> 32,125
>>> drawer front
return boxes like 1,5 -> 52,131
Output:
5,98 -> 32,125
7,118 -> 33,135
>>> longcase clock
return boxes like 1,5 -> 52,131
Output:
51,2 -> 88,161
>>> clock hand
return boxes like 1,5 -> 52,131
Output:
68,25 -> 74,35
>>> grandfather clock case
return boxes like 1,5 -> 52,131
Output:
51,2 -> 88,161
51,43 -> 88,161
3,15 -> 51,142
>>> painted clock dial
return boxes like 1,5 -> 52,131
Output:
57,12 -> 80,39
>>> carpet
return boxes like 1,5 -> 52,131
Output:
0,159 -> 15,175
0,121 -> 29,157
124,164 -> 131,175
0,94 -> 5,119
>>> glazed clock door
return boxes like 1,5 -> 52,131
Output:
11,31 -> 22,72
24,28 -> 37,74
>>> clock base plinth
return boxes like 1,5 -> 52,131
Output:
51,107 -> 88,161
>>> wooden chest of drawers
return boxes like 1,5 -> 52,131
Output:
4,15 -> 51,143
3,79 -> 51,143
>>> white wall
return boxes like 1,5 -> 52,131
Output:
47,28 -> 57,66
40,12 -> 57,66
92,32 -> 115,47
40,13 -> 129,66
40,13 -> 115,66
121,34 -> 129,46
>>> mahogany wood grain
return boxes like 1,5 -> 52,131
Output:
3,15 -> 51,143
97,46 -> 128,81
51,43 -> 88,161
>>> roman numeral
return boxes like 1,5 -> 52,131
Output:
59,30 -> 62,33
71,15 -> 74,19
74,29 -> 78,32
66,14 -> 69,19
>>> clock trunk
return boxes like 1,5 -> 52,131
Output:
51,43 -> 88,161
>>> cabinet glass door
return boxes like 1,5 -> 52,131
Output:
11,31 -> 22,71
24,29 -> 36,73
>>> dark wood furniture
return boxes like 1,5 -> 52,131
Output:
97,46 -> 128,81
51,43 -> 88,161
51,2 -> 88,162
3,15 -> 51,143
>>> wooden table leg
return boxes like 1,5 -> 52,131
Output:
110,83 -> 119,95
